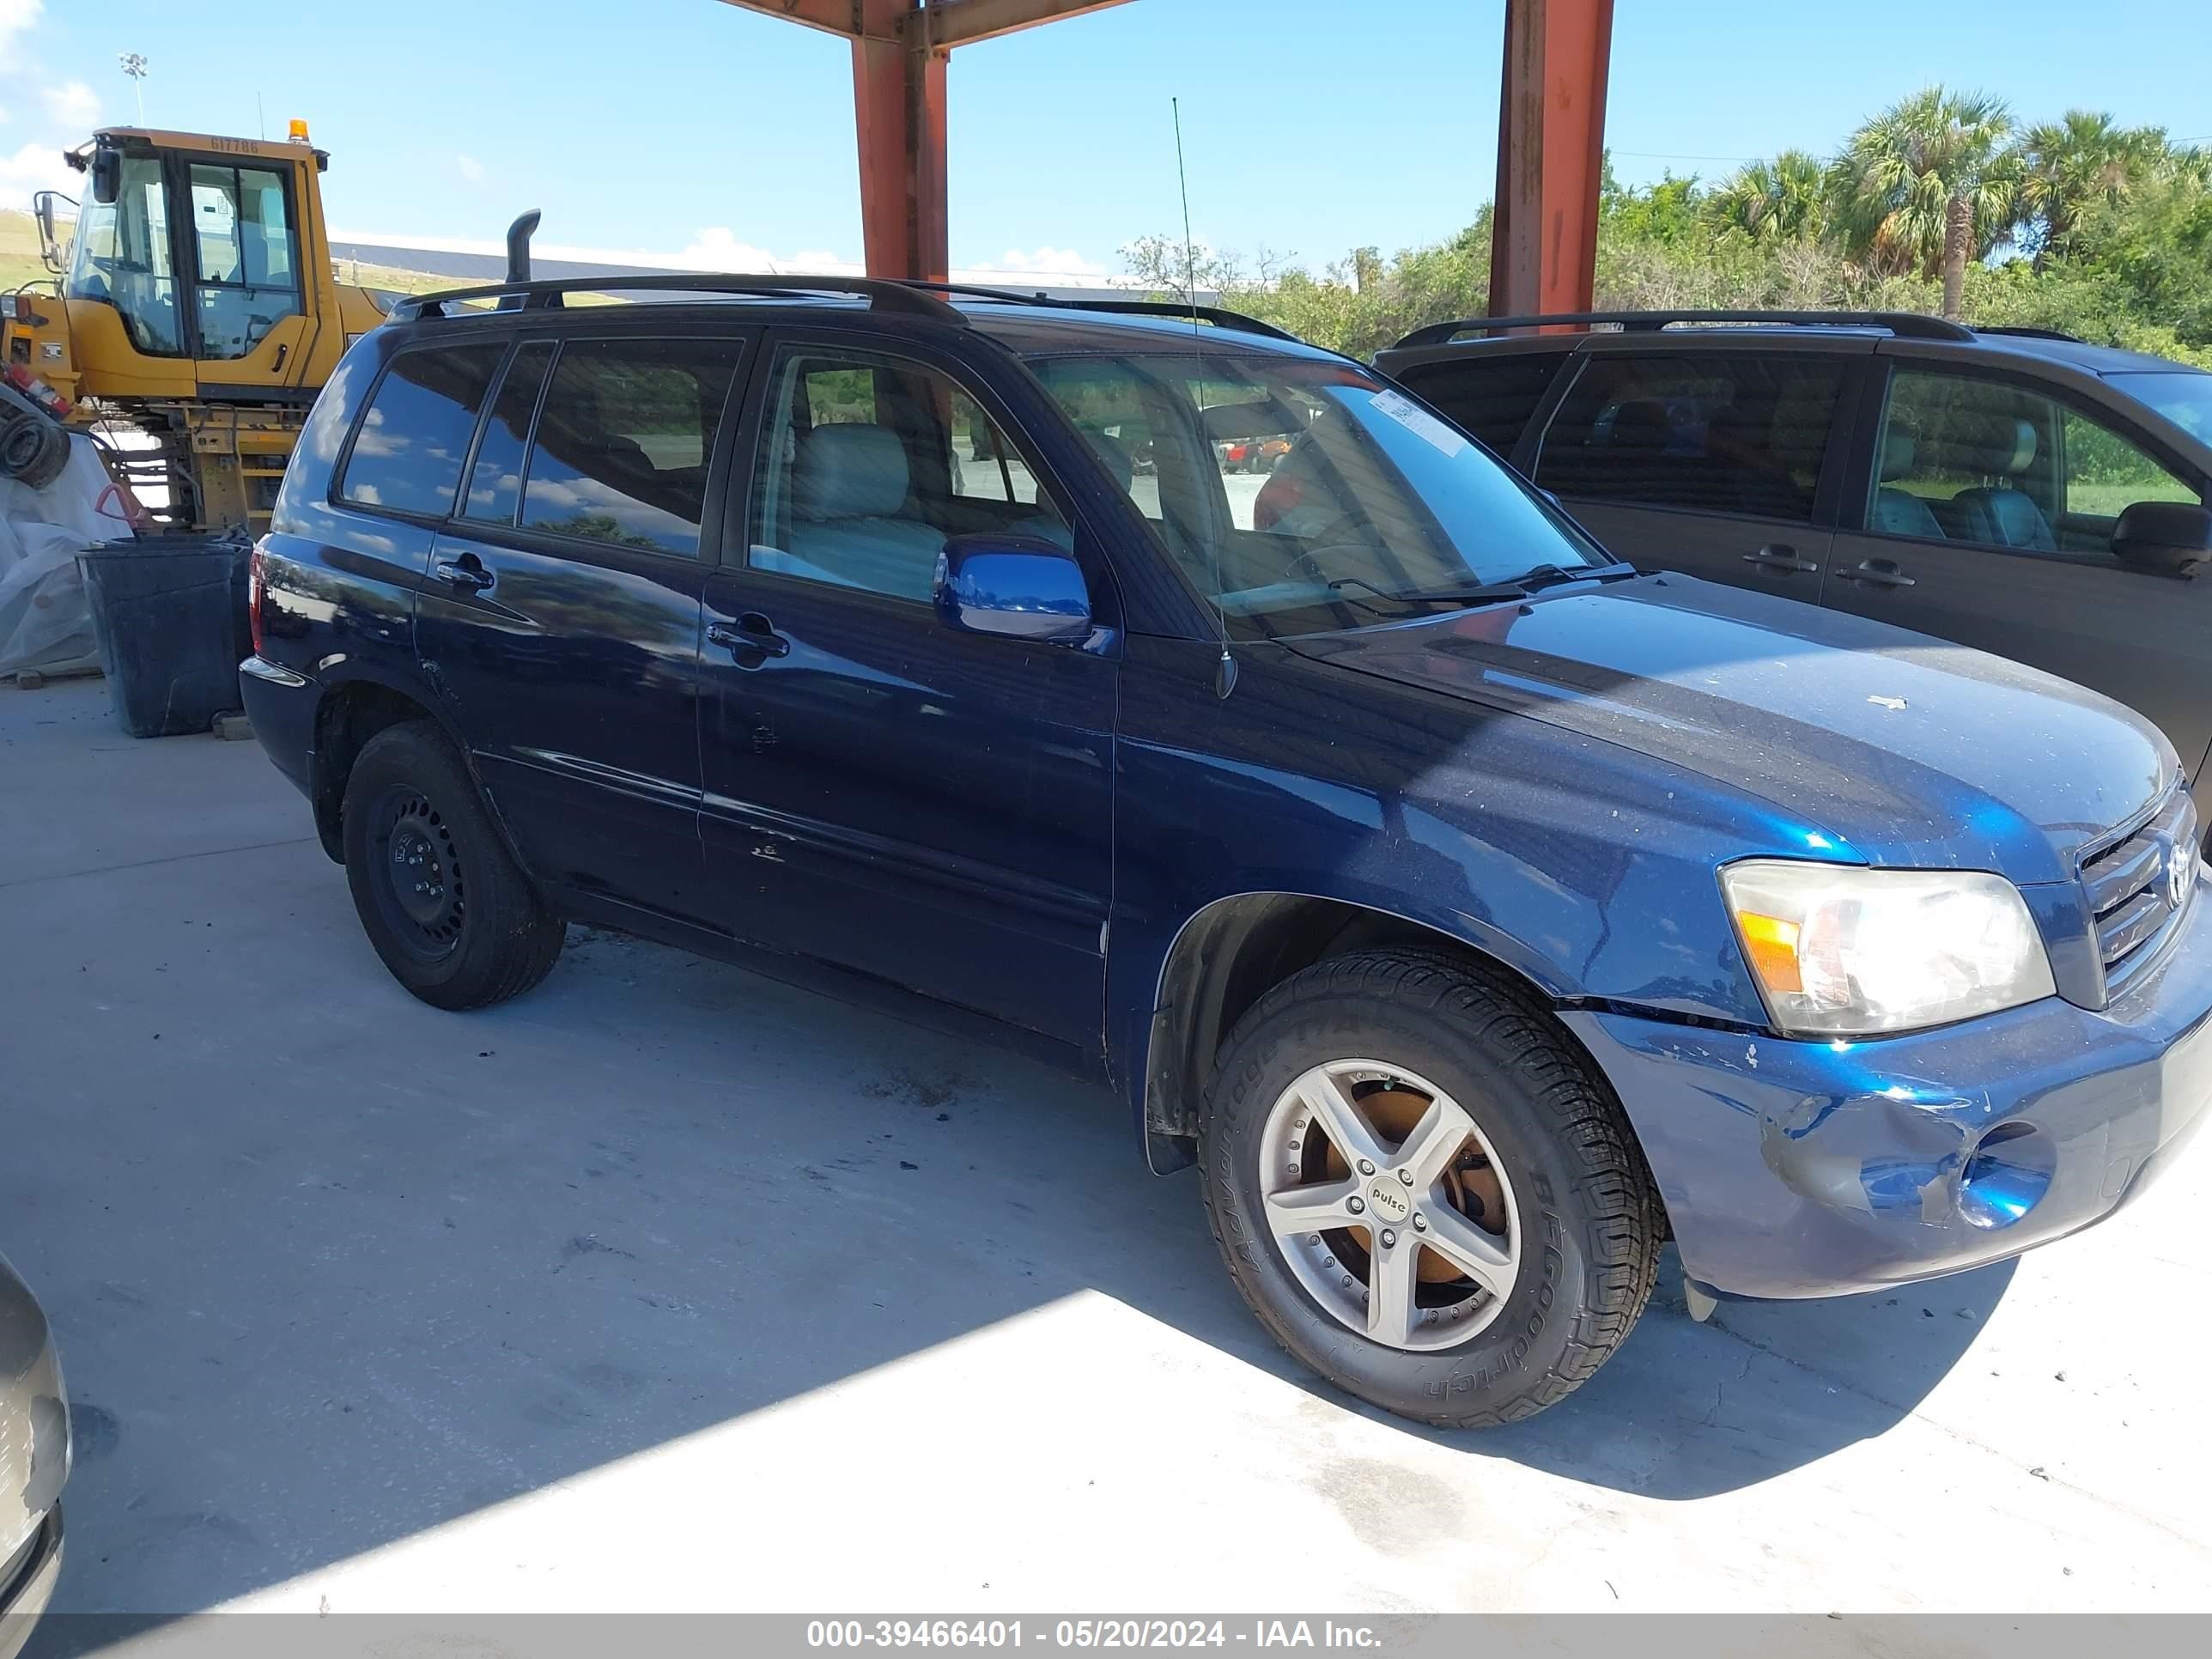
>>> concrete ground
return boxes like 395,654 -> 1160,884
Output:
4,674 -> 2210,1628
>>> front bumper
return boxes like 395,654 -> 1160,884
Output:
1565,872 -> 2212,1299
0,1509 -> 63,1659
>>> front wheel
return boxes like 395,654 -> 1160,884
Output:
341,721 -> 564,1010
1200,951 -> 1662,1427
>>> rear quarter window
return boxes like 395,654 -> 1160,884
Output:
1392,353 -> 1567,457
337,343 -> 504,518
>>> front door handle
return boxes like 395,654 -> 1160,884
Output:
433,556 -> 494,593
708,614 -> 791,659
1837,559 -> 1917,589
1741,544 -> 1820,574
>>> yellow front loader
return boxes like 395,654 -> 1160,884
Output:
3,122 -> 390,531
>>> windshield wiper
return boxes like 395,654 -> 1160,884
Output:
1514,561 -> 1641,588
1328,575 -> 1531,607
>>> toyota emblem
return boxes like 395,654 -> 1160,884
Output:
2170,842 -> 2194,910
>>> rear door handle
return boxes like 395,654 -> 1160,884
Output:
1837,559 -> 1916,589
433,556 -> 495,593
1741,544 -> 1820,574
708,614 -> 791,659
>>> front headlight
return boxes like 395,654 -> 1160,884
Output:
1719,860 -> 2056,1037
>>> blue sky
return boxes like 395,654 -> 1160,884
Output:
7,0 -> 2209,278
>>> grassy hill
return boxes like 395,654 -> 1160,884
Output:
0,208 -> 452,300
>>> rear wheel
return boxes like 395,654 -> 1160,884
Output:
341,721 -> 563,1009
1200,950 -> 1662,1427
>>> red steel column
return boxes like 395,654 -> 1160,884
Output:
852,0 -> 951,281
1488,0 -> 1613,319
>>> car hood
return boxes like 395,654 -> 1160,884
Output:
1289,573 -> 2172,881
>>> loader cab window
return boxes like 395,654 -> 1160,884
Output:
188,164 -> 301,361
64,154 -> 182,356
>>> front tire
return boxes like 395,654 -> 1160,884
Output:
1200,950 -> 1662,1427
341,721 -> 564,1010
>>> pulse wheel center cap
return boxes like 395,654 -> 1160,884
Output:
1365,1179 -> 1412,1222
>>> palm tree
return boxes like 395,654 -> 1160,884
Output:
2015,110 -> 2166,267
1830,86 -> 2021,319
1706,149 -> 1830,243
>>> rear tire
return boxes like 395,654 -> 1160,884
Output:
341,721 -> 563,1010
1199,950 -> 1662,1427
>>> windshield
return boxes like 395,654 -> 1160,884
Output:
2112,371 -> 2212,446
64,153 -> 182,356
1024,350 -> 1607,637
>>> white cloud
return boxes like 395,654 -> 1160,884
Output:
40,77 -> 96,131
677,225 -> 817,272
456,153 -> 484,185
994,246 -> 1104,276
0,1 -> 42,71
0,138 -> 76,206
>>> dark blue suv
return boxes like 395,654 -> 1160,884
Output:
241,276 -> 2212,1426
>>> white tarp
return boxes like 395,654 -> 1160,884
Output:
0,433 -> 138,678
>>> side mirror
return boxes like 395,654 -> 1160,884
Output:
2112,500 -> 2212,577
90,147 -> 120,207
31,191 -> 70,272
934,534 -> 1092,644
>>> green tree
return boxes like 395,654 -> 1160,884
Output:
2014,110 -> 2166,267
1830,86 -> 2020,319
1705,149 -> 1830,243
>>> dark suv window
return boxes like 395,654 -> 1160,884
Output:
518,338 -> 744,556
461,341 -> 555,526
337,343 -> 505,518
1395,353 -> 1566,456
1534,353 -> 1847,522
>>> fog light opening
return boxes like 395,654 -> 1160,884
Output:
1959,1121 -> 2054,1231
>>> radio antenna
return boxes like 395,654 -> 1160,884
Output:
1170,95 -> 1234,695
1172,96 -> 1199,327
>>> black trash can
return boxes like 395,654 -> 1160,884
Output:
78,533 -> 254,738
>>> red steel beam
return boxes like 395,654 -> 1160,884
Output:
720,1 -> 1131,280
1488,0 -> 1613,319
921,0 -> 1131,48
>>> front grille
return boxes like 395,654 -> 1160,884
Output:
2082,787 -> 2199,994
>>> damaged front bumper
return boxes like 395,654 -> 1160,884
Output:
1563,874 -> 2212,1300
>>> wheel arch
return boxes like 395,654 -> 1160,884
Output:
310,672 -> 488,866
1137,891 -> 1583,1173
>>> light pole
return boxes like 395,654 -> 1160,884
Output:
119,52 -> 147,124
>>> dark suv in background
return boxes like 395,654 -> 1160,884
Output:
1377,311 -> 2212,815
241,276 -> 2212,1429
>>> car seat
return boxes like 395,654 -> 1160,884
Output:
1952,416 -> 2055,550
1870,428 -> 1946,538
764,423 -> 945,600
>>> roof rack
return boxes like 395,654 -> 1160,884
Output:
388,273 -> 962,323
1389,308 -> 1978,350
898,281 -> 1301,343
1972,324 -> 2084,343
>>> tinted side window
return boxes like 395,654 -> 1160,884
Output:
337,344 -> 504,517
1534,352 -> 1846,522
461,341 -> 554,526
520,338 -> 744,556
1395,354 -> 1566,456
1870,368 -> 2203,560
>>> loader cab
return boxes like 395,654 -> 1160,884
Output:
60,127 -> 345,403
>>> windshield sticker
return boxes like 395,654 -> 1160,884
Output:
1369,389 -> 1468,458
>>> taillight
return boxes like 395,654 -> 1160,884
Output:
248,546 -> 266,656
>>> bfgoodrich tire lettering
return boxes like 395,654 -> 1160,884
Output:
341,720 -> 564,1010
1199,950 -> 1662,1427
